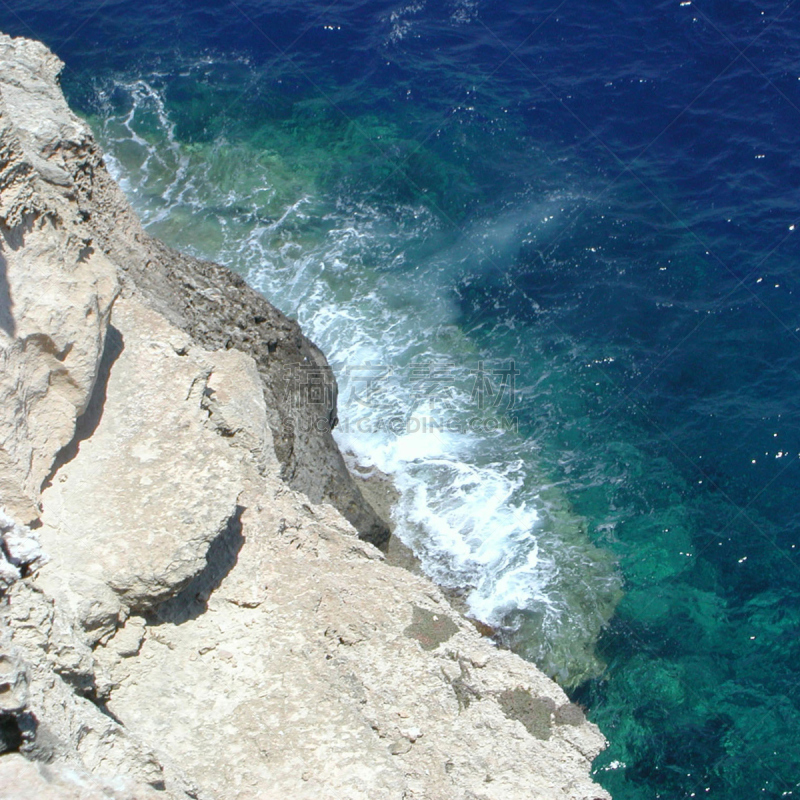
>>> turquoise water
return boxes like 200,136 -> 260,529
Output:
4,2 -> 800,797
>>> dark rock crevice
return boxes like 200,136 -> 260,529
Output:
0,250 -> 13,337
152,505 -> 246,625
42,323 -> 124,491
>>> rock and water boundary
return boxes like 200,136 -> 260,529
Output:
0,32 -> 611,800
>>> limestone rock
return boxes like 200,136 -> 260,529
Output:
0,513 -> 48,756
0,555 -> 16,594
103,493 -> 611,800
203,346 -> 277,475
0,36 -> 119,524
0,622 -> 28,719
0,752 -> 163,800
3,579 -> 199,799
0,511 -> 45,586
36,294 -> 242,642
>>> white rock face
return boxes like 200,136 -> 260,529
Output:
0,511 -> 44,593
0,31 -> 612,800
36,294 -> 242,643
0,753 -> 163,800
0,36 -> 119,523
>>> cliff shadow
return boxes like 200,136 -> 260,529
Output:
0,251 -> 15,337
152,505 -> 245,625
42,324 -> 124,488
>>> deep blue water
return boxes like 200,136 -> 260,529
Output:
3,1 -> 800,797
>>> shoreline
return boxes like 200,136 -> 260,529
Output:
0,31 -> 611,800
349,459 -> 499,639
347,458 -> 422,573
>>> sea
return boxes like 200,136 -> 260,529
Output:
3,1 -> 799,797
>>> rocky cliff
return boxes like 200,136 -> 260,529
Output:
0,32 -> 611,800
